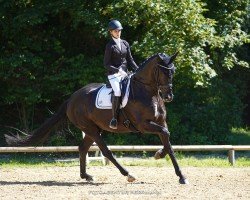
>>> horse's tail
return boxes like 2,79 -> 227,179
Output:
5,100 -> 69,146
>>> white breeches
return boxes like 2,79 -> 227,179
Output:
108,72 -> 126,97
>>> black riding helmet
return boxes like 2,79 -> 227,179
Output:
108,20 -> 123,30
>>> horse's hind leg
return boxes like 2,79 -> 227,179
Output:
90,131 -> 136,182
79,133 -> 94,181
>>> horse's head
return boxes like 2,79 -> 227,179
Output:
134,52 -> 177,102
156,52 -> 177,103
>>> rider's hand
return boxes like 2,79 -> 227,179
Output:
119,68 -> 127,76
134,67 -> 139,72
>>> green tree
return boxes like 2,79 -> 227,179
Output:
0,1 -> 105,132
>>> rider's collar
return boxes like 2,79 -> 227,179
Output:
112,37 -> 121,44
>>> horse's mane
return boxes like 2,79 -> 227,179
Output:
138,53 -> 159,68
138,53 -> 175,73
138,53 -> 171,68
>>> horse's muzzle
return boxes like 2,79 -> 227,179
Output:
159,86 -> 174,103
159,91 -> 174,102
163,94 -> 174,102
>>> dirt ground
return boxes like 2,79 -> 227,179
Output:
0,166 -> 249,200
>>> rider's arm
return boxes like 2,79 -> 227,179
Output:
104,44 -> 119,74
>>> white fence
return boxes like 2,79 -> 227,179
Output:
0,145 -> 249,165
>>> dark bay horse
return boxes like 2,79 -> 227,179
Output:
5,52 -> 188,184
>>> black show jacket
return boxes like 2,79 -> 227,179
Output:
104,39 -> 138,75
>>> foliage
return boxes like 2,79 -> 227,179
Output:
102,0 -> 249,85
168,77 -> 245,144
228,128 -> 250,145
0,0 -> 249,146
0,0 -> 105,132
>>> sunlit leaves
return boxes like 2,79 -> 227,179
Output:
101,0 -> 248,86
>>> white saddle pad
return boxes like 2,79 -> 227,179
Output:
95,78 -> 131,109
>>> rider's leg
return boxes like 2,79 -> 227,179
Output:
108,75 -> 122,129
110,96 -> 121,129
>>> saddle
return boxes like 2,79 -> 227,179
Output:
95,75 -> 131,109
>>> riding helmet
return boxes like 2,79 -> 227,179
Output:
108,20 -> 123,30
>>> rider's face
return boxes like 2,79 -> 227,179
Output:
110,29 -> 121,39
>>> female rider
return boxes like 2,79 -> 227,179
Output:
104,20 -> 139,129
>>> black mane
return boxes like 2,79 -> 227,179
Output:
139,53 -> 159,68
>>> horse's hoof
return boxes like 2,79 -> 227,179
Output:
127,174 -> 136,182
154,150 -> 161,160
86,175 -> 94,182
81,173 -> 94,182
179,178 -> 189,184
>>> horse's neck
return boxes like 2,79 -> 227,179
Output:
132,57 -> 159,97
134,58 -> 158,84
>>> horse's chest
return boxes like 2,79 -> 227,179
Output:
152,98 -> 166,121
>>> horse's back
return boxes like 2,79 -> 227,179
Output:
66,82 -> 131,132
66,83 -> 104,127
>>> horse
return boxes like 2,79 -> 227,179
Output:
5,52 -> 188,184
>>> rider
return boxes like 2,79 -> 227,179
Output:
104,19 -> 139,129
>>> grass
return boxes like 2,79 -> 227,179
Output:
0,153 -> 79,168
0,152 -> 249,168
118,152 -> 250,167
121,156 -> 250,167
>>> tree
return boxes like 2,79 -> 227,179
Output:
0,1 -> 105,132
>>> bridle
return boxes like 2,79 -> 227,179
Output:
132,61 -> 174,91
156,63 -> 174,95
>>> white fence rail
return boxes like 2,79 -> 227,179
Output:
0,145 -> 249,165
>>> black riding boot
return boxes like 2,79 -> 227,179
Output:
109,96 -> 121,129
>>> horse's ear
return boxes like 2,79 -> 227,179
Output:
168,51 -> 179,64
158,53 -> 164,60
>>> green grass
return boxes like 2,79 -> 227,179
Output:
121,157 -> 232,167
118,154 -> 250,167
0,152 -> 249,168
0,153 -> 79,168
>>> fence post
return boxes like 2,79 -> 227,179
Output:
228,150 -> 235,165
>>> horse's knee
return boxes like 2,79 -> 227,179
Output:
162,127 -> 170,136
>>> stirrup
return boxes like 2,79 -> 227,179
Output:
109,118 -> 117,129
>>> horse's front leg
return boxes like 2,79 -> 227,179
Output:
141,121 -> 169,159
140,121 -> 188,184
